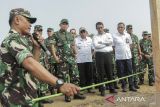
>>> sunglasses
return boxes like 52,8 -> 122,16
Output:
47,30 -> 52,32
37,29 -> 43,32
80,30 -> 86,33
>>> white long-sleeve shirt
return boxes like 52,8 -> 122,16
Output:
93,33 -> 113,52
112,32 -> 132,60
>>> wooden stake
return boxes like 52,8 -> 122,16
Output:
149,0 -> 160,91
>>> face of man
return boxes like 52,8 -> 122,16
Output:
70,29 -> 76,35
143,34 -> 148,40
127,28 -> 133,34
80,30 -> 87,38
34,29 -> 43,36
47,30 -> 53,37
96,24 -> 104,34
14,15 -> 31,35
148,34 -> 152,40
60,23 -> 69,31
117,24 -> 125,34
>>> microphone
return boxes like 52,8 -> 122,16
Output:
32,33 -> 51,56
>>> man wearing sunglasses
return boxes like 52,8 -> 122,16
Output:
126,24 -> 141,89
45,28 -> 58,95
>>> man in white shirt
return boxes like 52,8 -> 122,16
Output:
113,22 -> 137,92
93,22 -> 117,96
75,27 -> 95,93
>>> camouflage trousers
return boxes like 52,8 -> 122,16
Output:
132,57 -> 140,84
0,92 -> 39,107
48,62 -> 57,94
0,100 -> 39,107
37,82 -> 48,95
139,58 -> 154,82
56,58 -> 80,85
48,57 -> 57,75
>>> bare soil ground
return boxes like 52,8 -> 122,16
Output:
0,74 -> 158,107
44,80 -> 157,107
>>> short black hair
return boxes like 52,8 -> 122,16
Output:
9,16 -> 15,26
117,22 -> 125,27
96,22 -> 104,28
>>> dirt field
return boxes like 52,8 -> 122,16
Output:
0,74 -> 158,107
44,81 -> 157,107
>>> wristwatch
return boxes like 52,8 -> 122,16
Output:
55,79 -> 64,89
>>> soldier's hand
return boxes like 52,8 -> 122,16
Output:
150,53 -> 153,58
145,54 -> 150,59
55,57 -> 61,63
59,83 -> 80,96
139,55 -> 142,60
31,32 -> 44,48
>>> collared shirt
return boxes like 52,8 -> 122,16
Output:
75,36 -> 93,63
113,32 -> 132,60
93,33 -> 113,52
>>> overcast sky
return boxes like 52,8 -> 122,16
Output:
0,0 -> 151,42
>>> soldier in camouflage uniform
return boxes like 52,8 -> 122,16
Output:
103,28 -> 119,89
126,25 -> 141,89
33,25 -> 53,105
139,31 -> 154,86
51,19 -> 86,102
45,28 -> 57,94
0,8 -> 80,107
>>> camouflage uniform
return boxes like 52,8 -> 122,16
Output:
52,30 -> 80,85
130,34 -> 140,85
0,30 -> 38,107
44,31 -> 57,94
45,36 -> 57,75
34,25 -> 49,97
38,50 -> 49,94
139,38 -> 154,84
111,52 -> 119,86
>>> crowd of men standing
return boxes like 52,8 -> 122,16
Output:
0,8 -> 154,107
37,19 -> 155,104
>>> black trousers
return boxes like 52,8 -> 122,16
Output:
116,59 -> 134,88
95,52 -> 114,90
77,62 -> 94,87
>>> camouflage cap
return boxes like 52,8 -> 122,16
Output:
142,31 -> 149,36
79,27 -> 87,32
47,28 -> 54,31
9,8 -> 37,24
60,19 -> 69,24
126,24 -> 132,29
104,28 -> 109,33
34,25 -> 43,31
